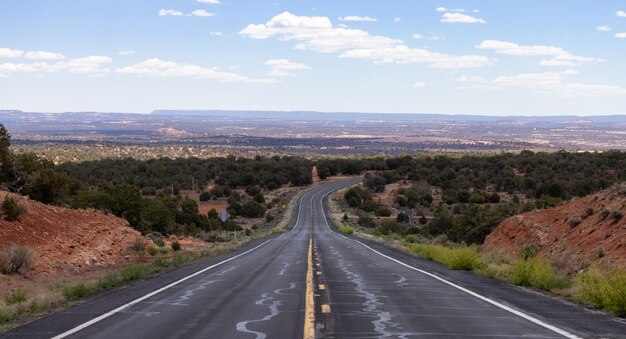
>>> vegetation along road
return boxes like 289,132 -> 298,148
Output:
3,178 -> 626,338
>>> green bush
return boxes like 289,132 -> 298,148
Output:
339,226 -> 354,235
171,241 -> 182,251
4,289 -> 27,305
2,196 -> 22,221
159,247 -> 168,254
408,244 -> 479,271
0,309 -> 12,324
578,269 -> 626,316
520,243 -> 538,260
121,265 -> 146,281
511,257 -> 568,291
405,234 -> 418,243
96,273 -> 122,290
62,284 -> 95,300
147,246 -> 158,256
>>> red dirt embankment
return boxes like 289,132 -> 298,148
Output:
0,191 -> 146,276
483,186 -> 626,272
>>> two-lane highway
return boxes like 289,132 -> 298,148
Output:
4,177 -> 626,338
3,179 -> 359,339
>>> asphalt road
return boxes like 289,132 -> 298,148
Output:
4,177 -> 626,338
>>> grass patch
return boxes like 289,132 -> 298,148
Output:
96,273 -> 123,290
408,244 -> 480,271
339,226 -> 354,235
121,265 -> 147,282
577,269 -> 626,316
0,309 -> 12,324
4,290 -> 27,305
510,258 -> 570,291
147,246 -> 158,256
62,283 -> 96,300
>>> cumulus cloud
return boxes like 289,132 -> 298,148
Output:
393,17 -> 401,23
159,9 -> 183,16
265,59 -> 310,76
338,16 -> 377,22
617,10 -> 626,17
116,58 -> 274,83
493,70 -> 626,96
477,40 -> 601,66
0,47 -> 24,58
596,25 -> 611,32
239,12 -> 490,69
412,33 -> 423,39
209,31 -> 224,36
615,32 -> 626,38
413,81 -> 426,88
441,12 -> 486,24
24,51 -> 64,60
189,10 -> 214,17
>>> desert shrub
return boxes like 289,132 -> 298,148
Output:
147,246 -> 158,256
357,214 -> 376,228
581,207 -> 594,219
2,196 -> 22,221
396,212 -> 410,223
405,234 -> 418,243
577,269 -> 626,316
96,273 -> 122,290
2,245 -> 33,274
511,257 -> 568,291
600,208 -> 610,219
609,210 -> 624,220
4,289 -> 27,305
171,253 -> 187,265
159,247 -> 168,254
445,247 -> 481,271
121,265 -> 146,281
153,258 -> 169,268
339,226 -> 354,235
567,217 -> 581,228
520,243 -> 538,260
375,207 -> 392,217
171,240 -> 182,251
146,232 -> 165,247
62,284 -> 95,300
130,237 -> 146,254
0,309 -> 12,324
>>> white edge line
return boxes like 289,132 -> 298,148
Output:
318,190 -> 582,339
53,186 -> 316,338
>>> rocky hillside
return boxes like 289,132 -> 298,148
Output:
483,185 -> 626,273
0,191 -> 146,275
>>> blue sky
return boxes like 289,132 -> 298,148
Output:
1,0 -> 626,115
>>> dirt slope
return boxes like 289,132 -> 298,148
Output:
0,191 -> 146,275
483,185 -> 626,272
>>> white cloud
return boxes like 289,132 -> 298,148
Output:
159,9 -> 183,16
441,12 -> 486,24
240,12 -> 490,69
615,32 -> 626,38
338,16 -> 377,22
477,40 -> 600,66
118,50 -> 135,55
412,33 -> 423,39
617,10 -> 626,17
456,75 -> 485,83
265,59 -> 310,76
473,9 -> 480,13
436,7 -> 464,12
189,10 -> 214,17
393,17 -> 401,23
493,70 -> 626,96
24,51 -> 65,60
196,0 -> 220,3
0,55 -> 112,76
596,25 -> 611,32
0,48 -> 24,58
116,58 -> 274,83
413,81 -> 426,88
209,31 -> 224,36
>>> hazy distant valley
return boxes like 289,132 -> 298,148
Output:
3,110 -> 626,162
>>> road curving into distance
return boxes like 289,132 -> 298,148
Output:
3,177 -> 626,338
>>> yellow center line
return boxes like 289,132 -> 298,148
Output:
304,238 -> 315,339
